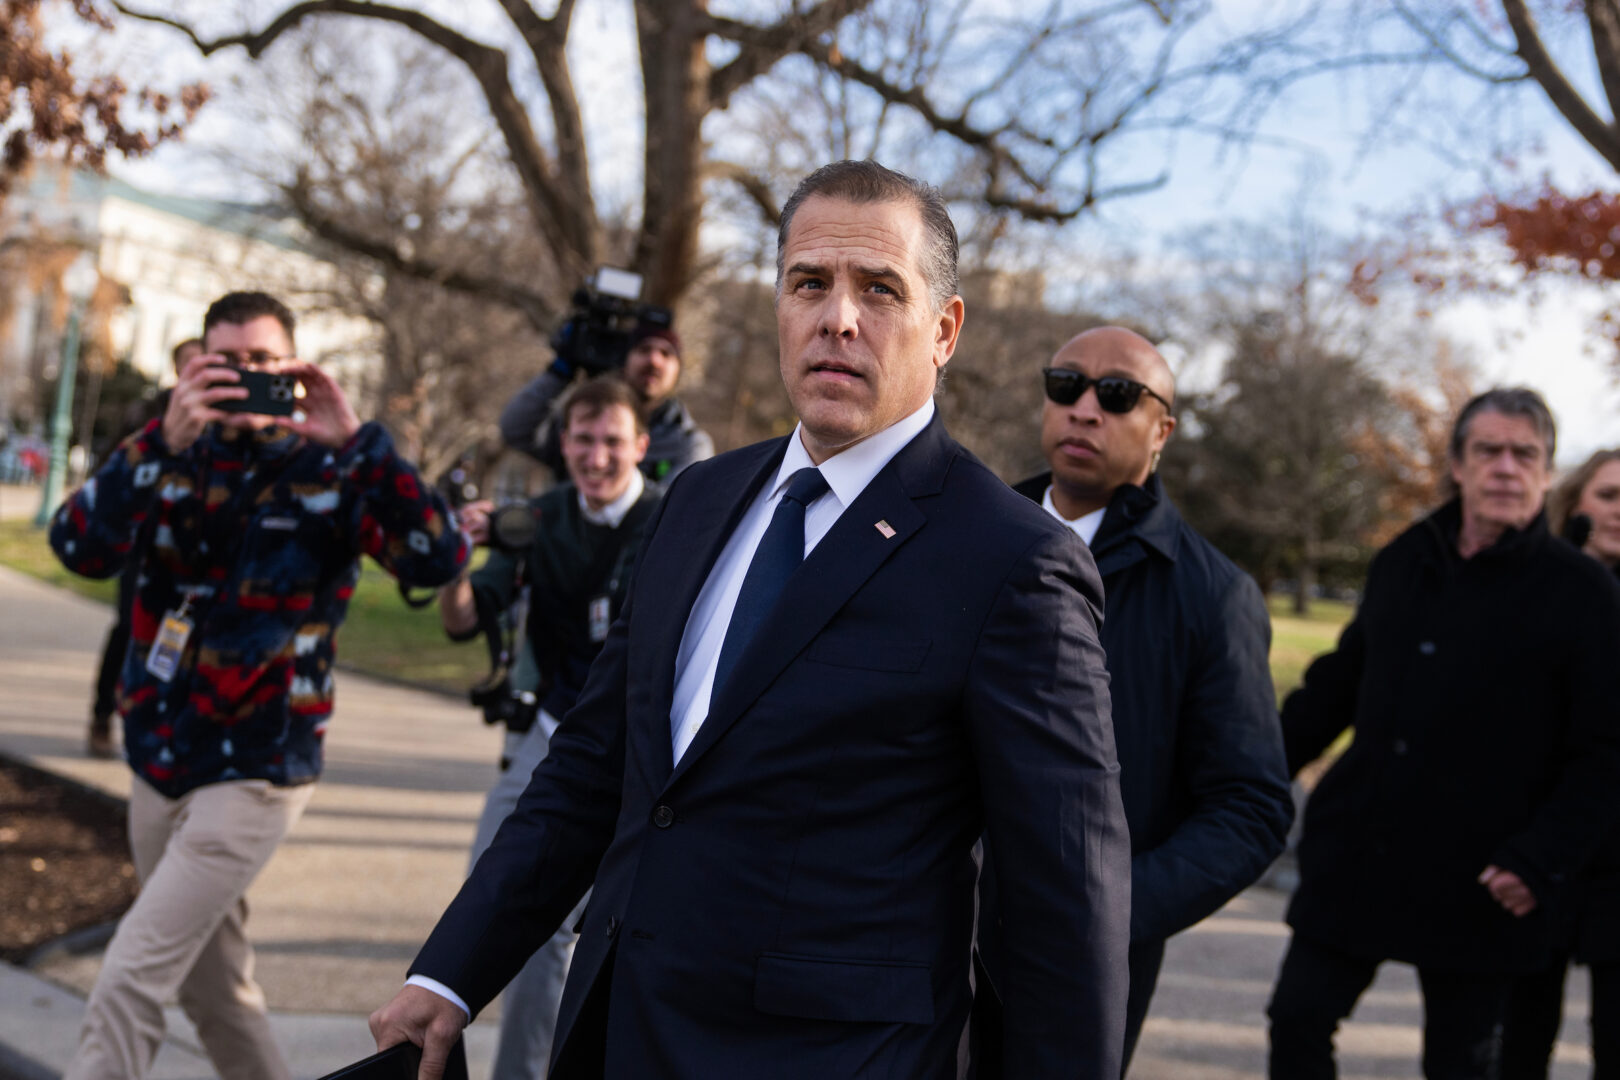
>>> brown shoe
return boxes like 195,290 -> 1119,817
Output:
87,716 -> 117,759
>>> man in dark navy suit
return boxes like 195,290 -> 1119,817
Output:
369,160 -> 1131,1080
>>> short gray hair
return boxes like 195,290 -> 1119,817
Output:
1449,387 -> 1557,465
775,160 -> 959,312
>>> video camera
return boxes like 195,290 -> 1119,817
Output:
551,267 -> 673,376
460,496 -> 544,732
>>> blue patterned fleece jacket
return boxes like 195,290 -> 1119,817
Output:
50,419 -> 470,798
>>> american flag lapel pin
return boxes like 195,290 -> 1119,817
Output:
874,519 -> 896,539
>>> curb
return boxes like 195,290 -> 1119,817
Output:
0,751 -> 129,814
0,1043 -> 55,1080
0,752 -> 131,976
22,921 -> 121,972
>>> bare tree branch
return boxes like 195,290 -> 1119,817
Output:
705,159 -> 781,224
112,0 -> 597,279
791,35 -> 1041,189
1587,0 -> 1620,144
492,0 -> 597,263
702,0 -> 877,110
1391,2 -> 1525,83
1501,0 -> 1620,171
286,180 -> 556,331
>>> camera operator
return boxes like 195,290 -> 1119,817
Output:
500,321 -> 713,483
440,375 -> 662,1079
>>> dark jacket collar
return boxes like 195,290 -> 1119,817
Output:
1421,497 -> 1548,568
659,410 -> 953,790
1012,470 -> 1182,563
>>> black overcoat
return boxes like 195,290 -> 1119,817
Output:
1575,563 -> 1620,965
1283,501 -> 1620,973
1010,473 -> 1294,942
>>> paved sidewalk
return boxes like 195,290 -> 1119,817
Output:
0,562 -> 503,1077
0,560 -> 1598,1078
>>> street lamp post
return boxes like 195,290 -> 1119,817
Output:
34,252 -> 100,527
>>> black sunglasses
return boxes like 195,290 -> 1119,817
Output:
1041,368 -> 1171,414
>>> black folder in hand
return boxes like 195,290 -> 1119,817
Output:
317,1039 -> 468,1080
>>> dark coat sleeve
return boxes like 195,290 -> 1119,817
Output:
1280,552 -> 1379,775
1130,572 -> 1294,943
1493,572 -> 1620,898
964,528 -> 1131,1080
406,493 -> 670,1014
497,369 -> 569,471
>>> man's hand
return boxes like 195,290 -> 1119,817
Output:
369,985 -> 468,1080
1479,865 -> 1538,917
286,362 -> 362,448
457,499 -> 494,546
161,353 -> 248,453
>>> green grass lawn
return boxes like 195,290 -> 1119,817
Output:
0,519 -> 484,696
1269,594 -> 1356,780
1267,594 -> 1353,701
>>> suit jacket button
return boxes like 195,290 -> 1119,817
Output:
653,805 -> 675,828
605,916 -> 620,939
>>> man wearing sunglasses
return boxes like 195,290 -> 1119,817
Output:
986,325 -> 1293,1073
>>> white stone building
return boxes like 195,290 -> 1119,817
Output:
1,166 -> 377,436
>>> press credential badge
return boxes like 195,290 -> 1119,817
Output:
146,595 -> 196,682
589,595 -> 611,643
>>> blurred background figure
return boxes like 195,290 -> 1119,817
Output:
1501,447 -> 1620,1079
500,290 -> 712,485
982,325 -> 1293,1076
440,375 -> 661,1079
1271,389 -> 1620,1080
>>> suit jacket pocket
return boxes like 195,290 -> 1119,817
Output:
754,952 -> 934,1024
804,637 -> 931,673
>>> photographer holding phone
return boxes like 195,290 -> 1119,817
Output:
49,290 -> 470,1080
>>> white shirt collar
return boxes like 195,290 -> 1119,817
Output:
771,398 -> 936,504
578,468 -> 645,527
1042,484 -> 1106,546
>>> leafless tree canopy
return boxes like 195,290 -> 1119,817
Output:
1210,2 -> 1620,179
109,0 -> 1300,324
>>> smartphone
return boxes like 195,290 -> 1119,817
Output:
218,368 -> 300,417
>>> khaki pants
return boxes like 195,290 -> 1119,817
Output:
65,777 -> 313,1080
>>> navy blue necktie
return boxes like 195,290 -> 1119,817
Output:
712,466 -> 830,699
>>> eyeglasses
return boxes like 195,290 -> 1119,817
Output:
216,351 -> 293,368
1041,368 -> 1171,414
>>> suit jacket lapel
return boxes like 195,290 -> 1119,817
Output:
643,439 -> 787,780
662,415 -> 954,792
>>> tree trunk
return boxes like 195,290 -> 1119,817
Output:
635,0 -> 711,306
1293,526 -> 1318,617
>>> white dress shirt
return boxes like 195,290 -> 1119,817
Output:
1042,485 -> 1105,546
669,399 -> 935,762
407,401 -> 935,1019
580,468 -> 645,527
